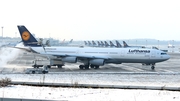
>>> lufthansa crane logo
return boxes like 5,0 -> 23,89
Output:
22,31 -> 30,41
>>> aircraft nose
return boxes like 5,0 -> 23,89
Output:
166,54 -> 170,60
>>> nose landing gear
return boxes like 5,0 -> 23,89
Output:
142,63 -> 156,70
151,63 -> 155,70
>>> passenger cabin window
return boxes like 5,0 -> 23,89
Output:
99,52 -> 108,54
85,52 -> 98,54
109,52 -> 118,54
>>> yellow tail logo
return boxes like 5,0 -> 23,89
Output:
22,31 -> 30,41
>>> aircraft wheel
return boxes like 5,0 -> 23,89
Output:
151,66 -> 155,70
94,65 -> 99,69
142,63 -> 145,65
85,65 -> 89,69
47,65 -> 51,68
42,71 -> 46,74
33,65 -> 38,68
90,64 -> 95,68
79,65 -> 84,69
32,71 -> 35,74
57,65 -> 62,68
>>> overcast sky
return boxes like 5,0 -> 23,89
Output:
0,0 -> 180,41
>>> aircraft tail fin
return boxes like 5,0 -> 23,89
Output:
84,41 -> 88,45
17,25 -> 41,47
109,41 -> 115,47
123,41 -> 129,47
88,41 -> 92,45
101,41 -> 104,46
61,39 -> 65,43
104,41 -> 110,47
92,40 -> 97,46
115,40 -> 122,48
97,41 -> 101,46
69,39 -> 73,43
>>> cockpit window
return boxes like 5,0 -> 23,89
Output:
161,53 -> 167,55
152,46 -> 159,50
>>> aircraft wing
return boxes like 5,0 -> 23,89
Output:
12,46 -> 32,52
12,46 -> 50,58
40,52 -> 111,59
14,45 -> 110,60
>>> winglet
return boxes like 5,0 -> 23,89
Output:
17,25 -> 41,47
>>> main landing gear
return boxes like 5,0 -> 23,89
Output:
90,64 -> 99,69
79,65 -> 89,69
79,64 -> 100,70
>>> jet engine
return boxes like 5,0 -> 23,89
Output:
61,57 -> 77,63
89,59 -> 104,66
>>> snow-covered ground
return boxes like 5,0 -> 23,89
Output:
0,73 -> 180,87
0,85 -> 180,101
0,47 -> 20,66
0,73 -> 180,100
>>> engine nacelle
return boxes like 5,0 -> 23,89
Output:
61,57 -> 77,63
89,59 -> 104,66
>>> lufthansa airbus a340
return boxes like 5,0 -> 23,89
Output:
15,25 -> 170,70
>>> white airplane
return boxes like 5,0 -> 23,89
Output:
15,25 -> 170,70
109,41 -> 122,48
167,43 -> 175,48
59,39 -> 73,46
84,41 -> 93,47
84,40 -> 100,47
85,40 -> 122,48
